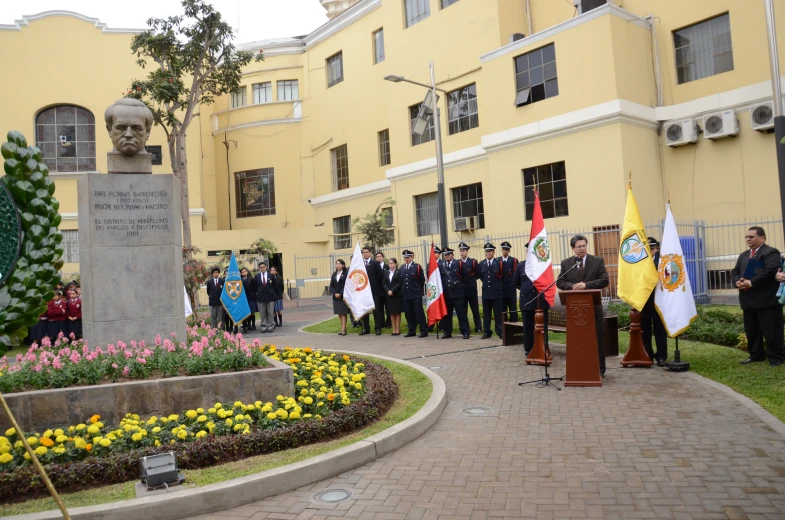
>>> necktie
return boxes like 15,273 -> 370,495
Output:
215,279 -> 218,287
263,274 -> 266,286
579,259 -> 584,279
750,248 -> 756,258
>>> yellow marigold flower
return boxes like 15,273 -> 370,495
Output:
73,437 -> 86,449
225,418 -> 234,427
262,404 -> 273,412
217,409 -> 227,419
233,401 -> 243,407
54,429 -> 64,436
195,430 -> 207,439
277,409 -> 289,420
14,441 -> 23,449
197,415 -> 207,423
186,410 -> 198,419
33,446 -> 47,456
26,436 -> 38,446
315,414 -> 322,419
177,430 -> 188,440
300,389 -> 308,396
169,439 -> 176,445
152,427 -> 162,434
155,440 -> 161,447
159,417 -> 169,424
335,378 -> 344,387
0,445 -> 9,455
276,395 -> 284,401
226,409 -> 234,417
266,413 -> 277,420
131,433 -> 143,442
316,391 -> 326,399
42,429 -> 53,439
87,425 -> 100,435
168,414 -> 179,421
289,411 -> 301,420
235,414 -> 244,421
100,439 -> 111,448
54,447 -> 66,455
90,414 -> 101,424
40,437 -> 55,447
23,452 -> 31,460
352,374 -> 362,382
196,408 -> 204,414
317,402 -> 324,407
342,398 -> 351,406
75,424 -> 86,431
107,433 -> 117,441
93,436 -> 103,444
214,403 -> 222,409
233,424 -> 244,432
147,416 -> 158,425
208,408 -> 216,414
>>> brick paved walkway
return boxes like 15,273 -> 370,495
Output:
195,325 -> 785,520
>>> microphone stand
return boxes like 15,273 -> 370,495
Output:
518,261 -> 581,391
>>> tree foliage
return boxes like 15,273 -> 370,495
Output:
0,131 -> 63,353
352,199 -> 396,251
127,0 -> 263,254
182,246 -> 210,313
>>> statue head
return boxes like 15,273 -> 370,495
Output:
104,98 -> 153,156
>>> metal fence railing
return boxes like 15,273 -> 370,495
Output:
292,217 -> 785,304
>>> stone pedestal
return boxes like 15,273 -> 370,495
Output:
78,173 -> 186,346
107,150 -> 153,174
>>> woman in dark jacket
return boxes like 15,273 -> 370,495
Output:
270,266 -> 285,327
383,258 -> 404,336
330,259 -> 349,335
240,267 -> 257,332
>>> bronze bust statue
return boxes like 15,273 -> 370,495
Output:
104,98 -> 153,156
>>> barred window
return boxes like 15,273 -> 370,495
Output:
447,84 -> 479,135
373,29 -> 385,64
378,129 -> 391,166
451,183 -> 485,229
405,0 -> 430,28
409,103 -> 435,146
415,192 -> 440,237
277,80 -> 299,101
145,145 -> 163,166
231,88 -> 247,108
327,52 -> 344,88
381,207 -> 395,242
333,215 -> 352,250
235,168 -> 276,218
674,14 -> 733,84
61,230 -> 79,263
514,43 -> 558,107
523,161 -> 568,220
35,105 -> 96,173
253,82 -> 272,104
331,145 -> 349,191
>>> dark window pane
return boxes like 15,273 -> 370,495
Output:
76,108 -> 94,125
542,44 -> 556,63
529,49 -> 543,67
552,161 -> 566,180
544,61 -> 557,81
40,143 -> 56,159
516,71 -> 530,91
553,180 -> 567,198
76,142 -> 95,158
56,106 -> 75,124
530,84 -> 546,103
537,165 -> 552,183
539,182 -> 554,201
523,168 -> 536,186
524,187 -> 535,203
541,200 -> 555,219
57,158 -> 77,172
525,202 -> 533,220
555,199 -> 569,217
530,65 -> 544,86
544,79 -> 559,98
36,109 -> 55,125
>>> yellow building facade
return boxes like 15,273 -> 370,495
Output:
1,1 -> 784,293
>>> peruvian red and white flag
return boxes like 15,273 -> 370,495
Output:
426,243 -> 447,326
525,190 -> 557,306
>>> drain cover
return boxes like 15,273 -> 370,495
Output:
315,489 -> 352,503
463,406 -> 490,415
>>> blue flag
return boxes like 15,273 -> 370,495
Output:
221,253 -> 251,326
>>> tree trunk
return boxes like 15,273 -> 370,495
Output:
174,131 -> 192,254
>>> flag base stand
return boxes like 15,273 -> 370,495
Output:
525,309 -> 552,366
621,308 -> 653,368
666,337 -> 690,372
519,309 -> 562,390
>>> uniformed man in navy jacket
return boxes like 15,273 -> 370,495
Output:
439,247 -> 471,339
401,250 -> 428,338
499,241 -> 519,323
458,242 -> 482,333
478,243 -> 504,339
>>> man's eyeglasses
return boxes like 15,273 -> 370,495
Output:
745,235 -> 759,239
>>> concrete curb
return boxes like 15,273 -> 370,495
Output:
684,370 -> 785,439
8,354 -> 446,520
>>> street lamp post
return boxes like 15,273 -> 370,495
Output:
385,62 -> 450,250
764,0 -> 785,242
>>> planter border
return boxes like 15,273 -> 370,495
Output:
5,352 -> 446,520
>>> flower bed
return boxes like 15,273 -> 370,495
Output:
0,325 -> 270,393
0,347 -> 398,501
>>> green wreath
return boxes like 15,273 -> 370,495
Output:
0,130 -> 64,353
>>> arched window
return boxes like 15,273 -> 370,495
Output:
35,105 -> 96,172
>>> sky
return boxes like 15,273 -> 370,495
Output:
2,0 -> 329,42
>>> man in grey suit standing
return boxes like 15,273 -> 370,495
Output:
556,234 -> 609,376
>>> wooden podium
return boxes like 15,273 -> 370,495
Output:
558,290 -> 602,387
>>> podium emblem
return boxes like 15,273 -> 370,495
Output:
569,301 -> 591,326
658,254 -> 686,292
225,280 -> 243,300
620,233 -> 649,264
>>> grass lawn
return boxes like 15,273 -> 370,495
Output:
547,331 -> 785,424
0,357 -> 432,516
304,310 -> 487,335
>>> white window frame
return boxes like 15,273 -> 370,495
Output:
327,52 -> 344,88
277,80 -> 299,101
373,28 -> 385,64
331,144 -> 349,191
404,0 -> 430,28
415,192 -> 440,237
231,88 -> 247,108
333,216 -> 352,250
252,82 -> 272,104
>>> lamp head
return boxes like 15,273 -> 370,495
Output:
384,74 -> 404,82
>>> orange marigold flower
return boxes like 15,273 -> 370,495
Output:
284,347 -> 292,351
40,437 -> 54,447
90,415 -> 101,424
269,345 -> 276,350
85,444 -> 92,452
304,348 -> 313,353
343,355 -> 350,361
327,393 -> 335,401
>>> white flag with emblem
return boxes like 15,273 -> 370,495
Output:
343,242 -> 376,320
654,205 -> 697,336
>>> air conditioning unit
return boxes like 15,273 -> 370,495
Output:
573,0 -> 608,14
454,216 -> 477,232
509,33 -> 525,43
703,109 -> 738,140
665,118 -> 700,147
750,101 -> 775,132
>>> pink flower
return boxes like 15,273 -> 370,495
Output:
69,351 -> 81,364
112,363 -> 119,369
124,351 -> 133,359
41,337 -> 51,347
142,349 -> 152,357
32,364 -> 42,373
107,344 -> 117,355
52,357 -> 62,370
122,366 -> 130,376
69,332 -> 76,340
136,357 -> 147,365
155,335 -> 162,346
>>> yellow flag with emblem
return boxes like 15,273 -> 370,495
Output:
617,185 -> 658,311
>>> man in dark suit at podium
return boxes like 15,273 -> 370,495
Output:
731,226 -> 784,367
556,234 -> 609,376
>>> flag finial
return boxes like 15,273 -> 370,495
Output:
628,170 -> 632,187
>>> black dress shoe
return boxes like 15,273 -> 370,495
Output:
741,358 -> 764,365
463,334 -> 470,339
441,334 -> 452,339
771,361 -> 783,367
404,332 -> 416,338
375,330 -> 382,336
418,333 -> 428,338
481,333 -> 492,339
656,359 -> 666,367
475,328 -> 482,334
